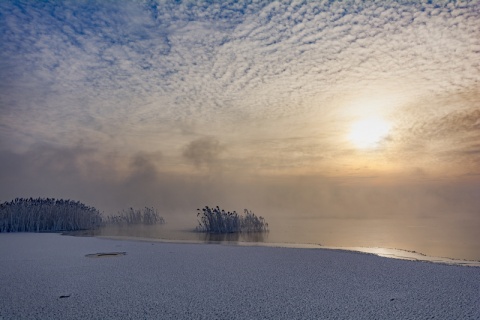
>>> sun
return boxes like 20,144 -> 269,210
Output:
348,117 -> 391,149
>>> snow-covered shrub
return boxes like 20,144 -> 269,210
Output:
196,206 -> 268,233
0,198 -> 102,232
105,207 -> 165,225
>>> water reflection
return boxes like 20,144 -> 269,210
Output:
69,224 -> 268,245
65,217 -> 480,262
198,232 -> 268,243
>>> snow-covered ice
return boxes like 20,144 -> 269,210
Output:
0,233 -> 479,319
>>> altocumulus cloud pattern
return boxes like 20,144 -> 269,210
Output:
0,0 -> 479,173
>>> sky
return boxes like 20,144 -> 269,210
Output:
1,0 -> 480,235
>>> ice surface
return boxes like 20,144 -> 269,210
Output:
0,233 -> 479,319
232,242 -> 480,267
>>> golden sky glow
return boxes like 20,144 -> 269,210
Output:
0,1 -> 479,223
348,117 -> 391,149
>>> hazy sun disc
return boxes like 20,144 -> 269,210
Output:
348,117 -> 391,149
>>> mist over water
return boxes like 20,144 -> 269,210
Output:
90,215 -> 480,262
2,147 -> 480,262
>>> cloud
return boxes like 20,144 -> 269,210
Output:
386,89 -> 480,172
182,136 -> 223,168
410,108 -> 480,140
0,0 -> 479,218
1,1 -> 478,154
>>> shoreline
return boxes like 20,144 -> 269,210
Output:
81,233 -> 480,267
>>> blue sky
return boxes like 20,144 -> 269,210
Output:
1,0 -> 479,219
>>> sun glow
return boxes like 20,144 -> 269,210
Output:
348,117 -> 391,149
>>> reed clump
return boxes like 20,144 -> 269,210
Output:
104,207 -> 165,225
0,197 -> 102,232
196,206 -> 268,233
